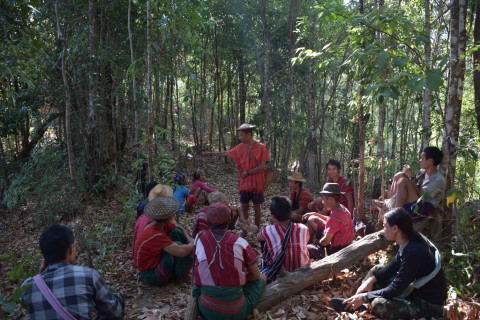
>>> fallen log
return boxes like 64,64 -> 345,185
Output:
256,230 -> 390,312
184,231 -> 390,319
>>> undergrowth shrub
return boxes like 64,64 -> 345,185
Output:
5,140 -> 86,225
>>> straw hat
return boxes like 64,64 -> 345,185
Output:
319,183 -> 344,195
207,191 -> 229,205
236,123 -> 256,131
206,202 -> 231,225
287,172 -> 306,183
148,184 -> 173,201
144,196 -> 179,221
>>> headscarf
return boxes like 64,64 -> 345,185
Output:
174,172 -> 186,186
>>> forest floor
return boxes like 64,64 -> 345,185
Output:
0,155 -> 476,319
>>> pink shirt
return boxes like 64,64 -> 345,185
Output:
326,205 -> 354,247
189,180 -> 216,195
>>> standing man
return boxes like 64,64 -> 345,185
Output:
326,159 -> 354,217
202,124 -> 270,229
287,172 -> 314,222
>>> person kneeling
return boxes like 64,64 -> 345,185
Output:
193,202 -> 266,320
21,225 -> 124,319
342,208 -> 446,319
303,183 -> 354,259
133,196 -> 194,286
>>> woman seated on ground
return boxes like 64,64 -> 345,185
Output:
192,191 -> 257,238
190,169 -> 217,206
341,207 -> 446,319
133,196 -> 194,286
192,202 -> 266,320
172,172 -> 197,213
132,184 -> 173,255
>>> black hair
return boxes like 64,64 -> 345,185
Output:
423,146 -> 444,166
270,196 -> 292,222
295,181 -> 303,190
326,159 -> 341,170
39,225 -> 75,264
144,181 -> 158,198
193,169 -> 204,181
384,208 -> 428,247
323,193 -> 341,203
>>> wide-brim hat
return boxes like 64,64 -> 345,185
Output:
206,202 -> 231,225
207,191 -> 229,205
148,184 -> 173,201
287,171 -> 306,183
236,123 -> 256,131
319,183 -> 344,195
144,196 -> 179,221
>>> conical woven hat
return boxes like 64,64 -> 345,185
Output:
144,196 -> 179,221
148,184 -> 173,201
207,191 -> 229,205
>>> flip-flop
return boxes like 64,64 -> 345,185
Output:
330,297 -> 368,313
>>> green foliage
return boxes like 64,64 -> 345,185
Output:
5,141 -> 86,224
0,251 -> 40,316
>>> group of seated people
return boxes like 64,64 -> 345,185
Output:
19,146 -> 447,320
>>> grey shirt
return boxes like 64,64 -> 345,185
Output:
420,170 -> 446,207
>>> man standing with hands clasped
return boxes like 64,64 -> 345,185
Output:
202,124 -> 270,229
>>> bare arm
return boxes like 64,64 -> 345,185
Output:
256,229 -> 265,242
202,151 -> 228,157
319,232 -> 335,247
302,212 -> 328,222
291,208 -> 307,223
241,160 -> 266,178
163,240 -> 194,258
246,262 -> 261,282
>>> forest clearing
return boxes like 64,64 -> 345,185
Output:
2,0 -> 480,319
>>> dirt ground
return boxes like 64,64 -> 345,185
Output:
0,156 -> 475,319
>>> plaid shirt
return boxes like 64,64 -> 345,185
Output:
21,263 -> 123,320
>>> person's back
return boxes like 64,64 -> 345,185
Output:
21,225 -> 123,320
261,222 -> 310,272
21,263 -> 123,320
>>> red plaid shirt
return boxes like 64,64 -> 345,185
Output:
228,142 -> 270,193
327,176 -> 353,211
325,205 -> 354,247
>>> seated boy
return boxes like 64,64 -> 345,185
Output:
21,225 -> 124,319
133,196 -> 194,286
303,183 -> 354,259
193,202 -> 266,320
257,196 -> 310,272
192,191 -> 257,238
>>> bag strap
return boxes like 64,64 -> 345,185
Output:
261,222 -> 293,282
398,234 -> 441,298
33,275 -> 76,320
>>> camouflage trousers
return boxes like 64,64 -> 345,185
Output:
365,265 -> 444,319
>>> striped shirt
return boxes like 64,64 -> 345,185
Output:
194,231 -> 257,287
228,142 -> 270,193
325,205 -> 354,247
261,223 -> 310,272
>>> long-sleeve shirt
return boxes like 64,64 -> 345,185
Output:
189,180 -> 216,195
21,263 -> 123,319
366,241 -> 447,305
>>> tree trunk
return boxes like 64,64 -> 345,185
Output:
86,0 -> 98,187
441,0 -> 467,236
281,0 -> 296,185
308,14 -> 318,188
474,0 -> 480,136
238,55 -> 246,125
422,0 -> 432,149
262,0 -> 271,149
55,0 -> 77,196
357,0 -> 366,221
146,0 -> 153,181
128,0 -> 139,160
